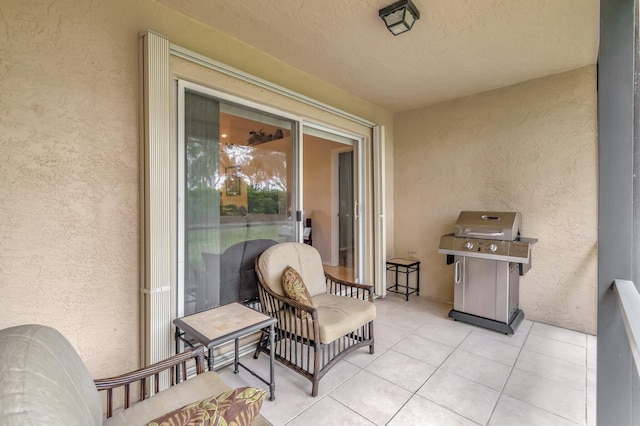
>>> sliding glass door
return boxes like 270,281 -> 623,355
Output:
177,81 -> 366,316
178,82 -> 297,316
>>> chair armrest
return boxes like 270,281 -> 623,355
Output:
325,273 -> 374,301
94,346 -> 207,418
255,275 -> 322,348
258,282 -> 319,320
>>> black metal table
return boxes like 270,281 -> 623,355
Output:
386,258 -> 420,301
173,302 -> 277,400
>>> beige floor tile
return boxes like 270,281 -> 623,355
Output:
377,308 -> 434,332
523,333 -> 586,366
388,395 -> 480,426
503,368 -> 585,424
458,333 -> 521,366
515,349 -> 586,391
252,368 -> 322,425
587,386 -> 596,426
417,369 -> 500,425
330,370 -> 413,425
372,294 -> 407,316
530,322 -> 587,347
392,334 -> 455,367
440,349 -> 512,390
365,349 -> 436,392
469,320 -> 531,348
414,316 -> 472,347
390,295 -> 450,316
587,334 -> 597,370
286,396 -> 374,426
489,394 -> 580,426
375,321 -> 411,350
344,345 -> 385,368
233,295 -> 596,426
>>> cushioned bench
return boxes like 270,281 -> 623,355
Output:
0,324 -> 270,425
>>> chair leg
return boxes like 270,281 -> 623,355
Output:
311,348 -> 322,397
253,330 -> 267,359
369,322 -> 375,354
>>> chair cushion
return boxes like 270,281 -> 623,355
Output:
257,242 -> 327,297
281,265 -> 315,318
0,324 -> 103,426
104,372 -> 270,426
313,294 -> 376,343
147,386 -> 266,426
275,294 -> 376,344
104,372 -> 225,425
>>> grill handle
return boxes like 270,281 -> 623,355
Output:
461,230 -> 504,238
454,260 -> 461,284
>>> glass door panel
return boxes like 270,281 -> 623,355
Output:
179,86 -> 296,316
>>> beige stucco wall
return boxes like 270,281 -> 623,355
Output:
0,0 -> 393,378
393,66 -> 597,334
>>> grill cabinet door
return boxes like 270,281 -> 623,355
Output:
455,256 -> 498,320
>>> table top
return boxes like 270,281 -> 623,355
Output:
174,302 -> 275,347
387,258 -> 420,266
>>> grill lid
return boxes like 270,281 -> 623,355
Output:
454,211 -> 521,241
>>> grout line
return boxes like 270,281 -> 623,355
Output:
484,321 -> 533,424
381,318 -> 482,425
270,295 -> 592,426
327,394 -> 377,425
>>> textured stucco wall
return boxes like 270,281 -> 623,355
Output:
394,66 -> 597,334
0,0 -> 392,378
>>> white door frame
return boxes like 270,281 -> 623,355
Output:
303,123 -> 365,283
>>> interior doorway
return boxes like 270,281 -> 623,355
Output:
302,126 -> 360,282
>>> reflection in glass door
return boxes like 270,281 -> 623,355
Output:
178,84 -> 297,316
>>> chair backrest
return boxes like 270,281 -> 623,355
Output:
219,238 -> 278,304
0,324 -> 103,425
201,239 -> 278,308
256,242 -> 327,297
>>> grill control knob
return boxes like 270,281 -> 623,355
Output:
488,243 -> 498,252
464,242 -> 474,250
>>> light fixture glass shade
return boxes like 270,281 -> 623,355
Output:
379,0 -> 420,36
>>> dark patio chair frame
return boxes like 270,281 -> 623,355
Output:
253,267 -> 375,396
95,346 -> 206,418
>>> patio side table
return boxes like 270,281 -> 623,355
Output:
173,302 -> 277,400
386,258 -> 420,301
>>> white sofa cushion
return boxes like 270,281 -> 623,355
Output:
0,324 -> 103,426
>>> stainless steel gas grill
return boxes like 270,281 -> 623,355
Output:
438,211 -> 537,334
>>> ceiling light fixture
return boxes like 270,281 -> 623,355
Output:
378,0 -> 420,36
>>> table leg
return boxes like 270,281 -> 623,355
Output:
208,347 -> 214,372
394,266 -> 399,291
174,326 -> 180,382
268,323 -> 275,400
234,338 -> 239,374
417,264 -> 420,296
405,267 -> 410,301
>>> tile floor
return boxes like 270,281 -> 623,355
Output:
217,294 -> 596,425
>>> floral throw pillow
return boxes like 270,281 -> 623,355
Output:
147,386 -> 266,426
281,265 -> 315,319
